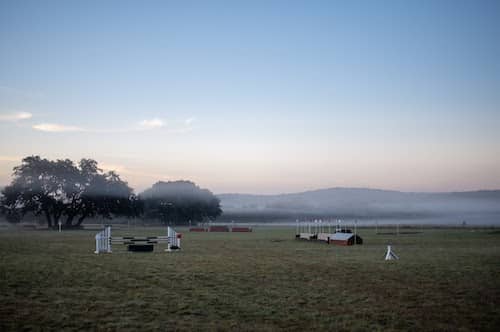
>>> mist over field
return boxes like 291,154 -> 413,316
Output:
218,188 -> 500,226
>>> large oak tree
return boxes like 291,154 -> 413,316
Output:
0,156 -> 141,228
141,181 -> 222,225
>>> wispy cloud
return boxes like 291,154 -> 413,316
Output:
0,112 -> 33,122
100,162 -> 171,183
139,118 -> 164,129
32,123 -> 84,133
30,117 -> 193,134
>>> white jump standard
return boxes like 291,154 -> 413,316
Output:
384,245 -> 399,260
94,225 -> 182,254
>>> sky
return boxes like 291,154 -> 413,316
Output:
1,0 -> 499,194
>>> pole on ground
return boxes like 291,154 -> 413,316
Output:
58,220 -> 62,233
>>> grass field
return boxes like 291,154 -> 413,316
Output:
1,226 -> 499,331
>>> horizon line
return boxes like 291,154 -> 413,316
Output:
214,186 -> 500,197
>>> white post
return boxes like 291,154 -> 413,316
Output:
167,227 -> 172,251
354,220 -> 357,245
169,226 -> 173,251
95,234 -> 99,254
58,220 -> 62,233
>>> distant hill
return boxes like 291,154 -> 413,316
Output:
217,188 -> 500,221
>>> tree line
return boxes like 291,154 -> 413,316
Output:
0,156 -> 222,228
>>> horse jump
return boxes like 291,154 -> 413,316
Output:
94,225 -> 181,254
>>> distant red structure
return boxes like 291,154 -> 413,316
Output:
189,225 -> 253,233
209,225 -> 230,232
231,227 -> 252,232
189,227 -> 207,232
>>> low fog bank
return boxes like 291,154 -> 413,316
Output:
218,188 -> 500,226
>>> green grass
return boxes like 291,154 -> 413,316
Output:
1,226 -> 499,331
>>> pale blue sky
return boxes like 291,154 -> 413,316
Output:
1,0 -> 499,193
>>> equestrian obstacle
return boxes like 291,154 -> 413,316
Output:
94,225 -> 181,254
189,227 -> 207,232
295,219 -> 362,245
190,226 -> 253,232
